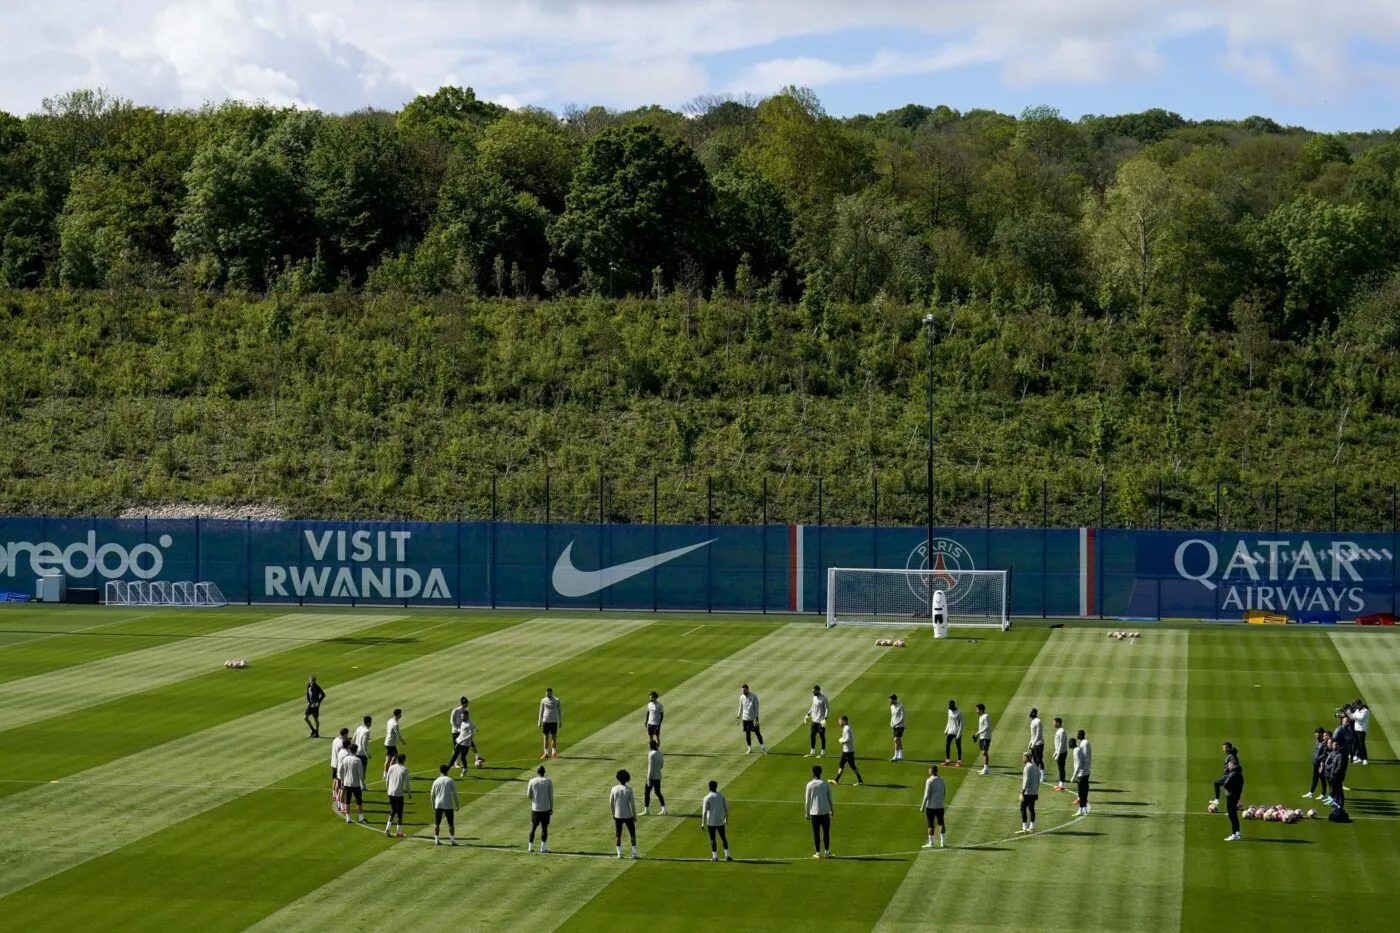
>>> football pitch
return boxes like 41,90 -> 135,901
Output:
1,608 -> 1398,932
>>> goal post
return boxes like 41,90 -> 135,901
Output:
826,567 -> 1010,630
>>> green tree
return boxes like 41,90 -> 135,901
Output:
477,111 -> 575,212
306,115 -> 412,282
1084,158 -> 1189,313
743,87 -> 873,214
1252,195 -> 1384,332
711,168 -> 793,286
550,124 -> 714,290
397,86 -> 506,146
426,156 -> 551,294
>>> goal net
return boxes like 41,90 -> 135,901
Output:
826,567 -> 1009,630
105,580 -> 228,608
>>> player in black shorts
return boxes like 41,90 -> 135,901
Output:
304,676 -> 326,738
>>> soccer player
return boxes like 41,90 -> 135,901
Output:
738,684 -> 766,753
330,726 -> 350,809
431,763 -> 460,846
976,703 -> 992,775
701,780 -> 732,861
833,715 -> 863,785
539,688 -> 563,759
645,691 -> 664,745
1324,735 -> 1348,809
448,697 -> 469,758
805,685 -> 830,757
1070,737 -> 1090,815
921,765 -> 947,848
610,769 -> 639,859
1018,752 -> 1039,833
527,765 -> 553,853
889,694 -> 906,761
1052,717 -> 1067,791
353,715 -> 373,779
1028,708 -> 1045,781
451,714 -> 476,776
304,675 -> 326,738
383,708 -> 404,780
805,765 -> 835,858
1304,726 -> 1328,798
944,700 -> 963,766
1221,757 -> 1244,841
339,743 -> 367,824
643,738 -> 667,815
1075,729 -> 1093,812
385,753 -> 411,837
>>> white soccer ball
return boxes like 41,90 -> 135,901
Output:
894,639 -> 906,648
1207,801 -> 1219,813
1307,808 -> 1318,819
475,755 -> 484,767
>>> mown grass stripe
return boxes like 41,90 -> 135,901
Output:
0,617 -> 649,901
0,609 -> 275,683
246,624 -> 892,932
875,630 -> 1190,933
1328,631 -> 1400,759
0,612 -> 404,731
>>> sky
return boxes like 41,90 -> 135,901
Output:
1,0 -> 1398,131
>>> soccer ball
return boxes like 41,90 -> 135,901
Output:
1207,801 -> 1219,813
475,755 -> 485,767
1307,808 -> 1318,819
1243,807 -> 1256,820
893,639 -> 906,648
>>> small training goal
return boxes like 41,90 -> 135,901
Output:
826,567 -> 1009,631
105,580 -> 228,607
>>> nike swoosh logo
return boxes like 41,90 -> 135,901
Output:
551,539 -> 716,598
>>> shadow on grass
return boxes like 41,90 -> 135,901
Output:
1099,800 -> 1152,806
834,855 -> 907,862
1247,838 -> 1312,844
1053,830 -> 1107,837
1099,813 -> 1149,819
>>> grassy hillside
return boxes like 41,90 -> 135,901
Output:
1,287 -> 1398,529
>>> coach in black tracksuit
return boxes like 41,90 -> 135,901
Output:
1220,759 -> 1244,840
1212,742 -> 1240,802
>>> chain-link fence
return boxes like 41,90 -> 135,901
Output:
456,472 -> 1400,533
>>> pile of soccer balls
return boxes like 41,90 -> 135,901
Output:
223,659 -> 249,669
1108,631 -> 1141,639
874,638 -> 907,648
1208,800 -> 1316,823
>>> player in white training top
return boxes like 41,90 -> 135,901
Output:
610,768 -> 639,859
352,715 -> 373,780
383,708 -> 404,781
645,691 -> 665,745
889,694 -> 907,761
1028,708 -> 1046,782
539,688 -> 562,759
527,765 -> 554,853
737,684 -> 766,753
338,743 -> 367,824
330,726 -> 350,810
385,753 -> 411,837
944,700 -> 963,766
643,738 -> 667,815
804,685 -> 830,757
976,703 -> 992,775
701,780 -> 732,861
430,764 -> 460,846
834,714 -> 864,785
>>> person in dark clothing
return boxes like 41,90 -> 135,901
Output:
1213,742 -> 1241,803
1324,737 -> 1348,809
1221,758 -> 1244,841
1304,727 -> 1328,799
304,676 -> 326,738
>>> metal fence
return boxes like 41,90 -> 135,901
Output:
453,473 -> 1400,534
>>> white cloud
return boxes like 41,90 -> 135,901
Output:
0,1 -> 1396,116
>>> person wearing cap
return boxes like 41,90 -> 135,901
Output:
889,694 -> 906,761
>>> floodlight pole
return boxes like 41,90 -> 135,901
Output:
923,312 -> 935,619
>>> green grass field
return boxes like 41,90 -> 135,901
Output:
0,607 -> 1397,932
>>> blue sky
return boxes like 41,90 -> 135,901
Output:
2,1 -> 1398,132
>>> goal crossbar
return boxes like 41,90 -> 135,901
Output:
826,567 -> 1009,630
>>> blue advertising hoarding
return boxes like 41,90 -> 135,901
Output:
0,517 -> 1394,619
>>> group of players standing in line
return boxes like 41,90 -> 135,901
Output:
302,676 -> 1095,858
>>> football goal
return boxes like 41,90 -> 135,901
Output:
105,580 -> 228,608
826,567 -> 1009,630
